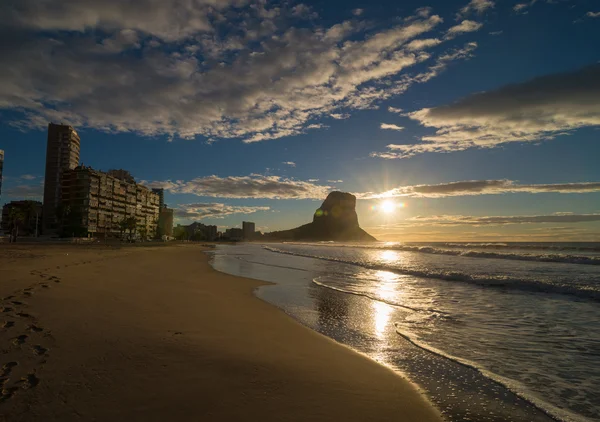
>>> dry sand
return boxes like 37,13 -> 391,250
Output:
0,243 -> 442,421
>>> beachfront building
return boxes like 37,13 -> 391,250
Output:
152,188 -> 165,209
42,123 -> 81,234
0,150 -> 4,202
60,166 -> 160,238
224,228 -> 243,241
1,200 -> 43,237
157,207 -> 174,238
242,221 -> 255,240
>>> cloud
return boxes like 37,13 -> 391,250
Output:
587,12 -> 600,18
282,161 -> 296,167
445,20 -> 483,39
489,30 -> 503,35
20,174 -> 37,180
330,113 -> 350,120
380,123 -> 404,131
2,183 -> 44,199
352,8 -> 364,16
458,0 -> 495,17
405,38 -> 442,51
402,213 -> 600,226
174,203 -> 270,220
357,180 -> 600,199
372,64 -> 600,159
388,106 -> 404,114
143,174 -> 332,199
0,3 -> 481,143
327,179 -> 343,183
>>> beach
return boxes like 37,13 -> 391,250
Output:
0,243 -> 441,422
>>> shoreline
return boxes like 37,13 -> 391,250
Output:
0,244 -> 442,421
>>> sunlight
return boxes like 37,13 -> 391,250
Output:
381,200 -> 396,214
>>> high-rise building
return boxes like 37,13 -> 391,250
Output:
0,150 -> 4,202
60,166 -> 160,238
242,221 -> 255,240
152,188 -> 165,208
157,207 -> 174,238
42,123 -> 81,233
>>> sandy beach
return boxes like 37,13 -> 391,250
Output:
0,243 -> 441,422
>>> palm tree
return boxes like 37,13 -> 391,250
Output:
126,216 -> 137,241
8,208 -> 25,243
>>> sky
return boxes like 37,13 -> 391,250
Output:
0,0 -> 599,241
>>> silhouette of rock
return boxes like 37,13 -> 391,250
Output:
265,192 -> 376,241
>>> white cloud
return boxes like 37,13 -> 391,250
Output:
513,0 -> 537,13
405,38 -> 442,51
458,0 -> 495,18
587,12 -> 600,18
445,20 -> 483,39
357,180 -> 600,199
489,30 -> 503,35
352,8 -> 364,16
330,113 -> 350,119
372,64 -> 600,159
174,203 -> 270,220
388,106 -> 404,114
402,213 -> 600,226
20,174 -> 37,180
0,3 -> 482,144
143,174 -> 332,199
282,161 -> 296,167
380,123 -> 404,131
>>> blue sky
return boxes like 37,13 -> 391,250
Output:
0,0 -> 599,241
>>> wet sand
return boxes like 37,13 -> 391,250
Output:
0,243 -> 441,421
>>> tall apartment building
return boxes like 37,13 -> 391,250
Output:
43,123 -> 81,233
60,166 -> 160,238
152,188 -> 165,209
157,207 -> 174,238
0,150 -> 4,202
242,221 -> 255,240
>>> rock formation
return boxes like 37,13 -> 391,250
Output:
265,192 -> 376,241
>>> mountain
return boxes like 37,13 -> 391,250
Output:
265,191 -> 376,241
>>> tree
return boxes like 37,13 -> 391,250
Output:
138,225 -> 148,242
7,208 -> 25,243
125,216 -> 137,241
118,219 -> 129,240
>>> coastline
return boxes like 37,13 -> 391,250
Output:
0,243 -> 442,421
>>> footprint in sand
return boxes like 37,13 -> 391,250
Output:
21,373 -> 40,389
32,345 -> 48,356
1,307 -> 13,314
16,313 -> 33,319
27,325 -> 43,333
2,296 -> 14,301
40,284 -> 49,289
12,335 -> 28,346
1,362 -> 18,378
2,321 -> 15,329
10,301 -> 24,306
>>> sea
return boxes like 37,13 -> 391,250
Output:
208,241 -> 600,422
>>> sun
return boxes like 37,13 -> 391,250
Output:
380,200 -> 396,214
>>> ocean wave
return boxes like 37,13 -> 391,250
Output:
393,325 -> 585,422
383,245 -> 600,265
440,242 -> 600,252
264,246 -> 600,301
312,277 -> 450,315
280,242 -> 600,265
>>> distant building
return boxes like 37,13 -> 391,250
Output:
42,123 -> 81,233
0,150 -> 4,202
152,188 -> 165,209
1,200 -> 42,237
224,228 -> 243,241
242,221 -> 256,240
175,222 -> 218,241
60,166 -> 160,238
158,207 -> 174,238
